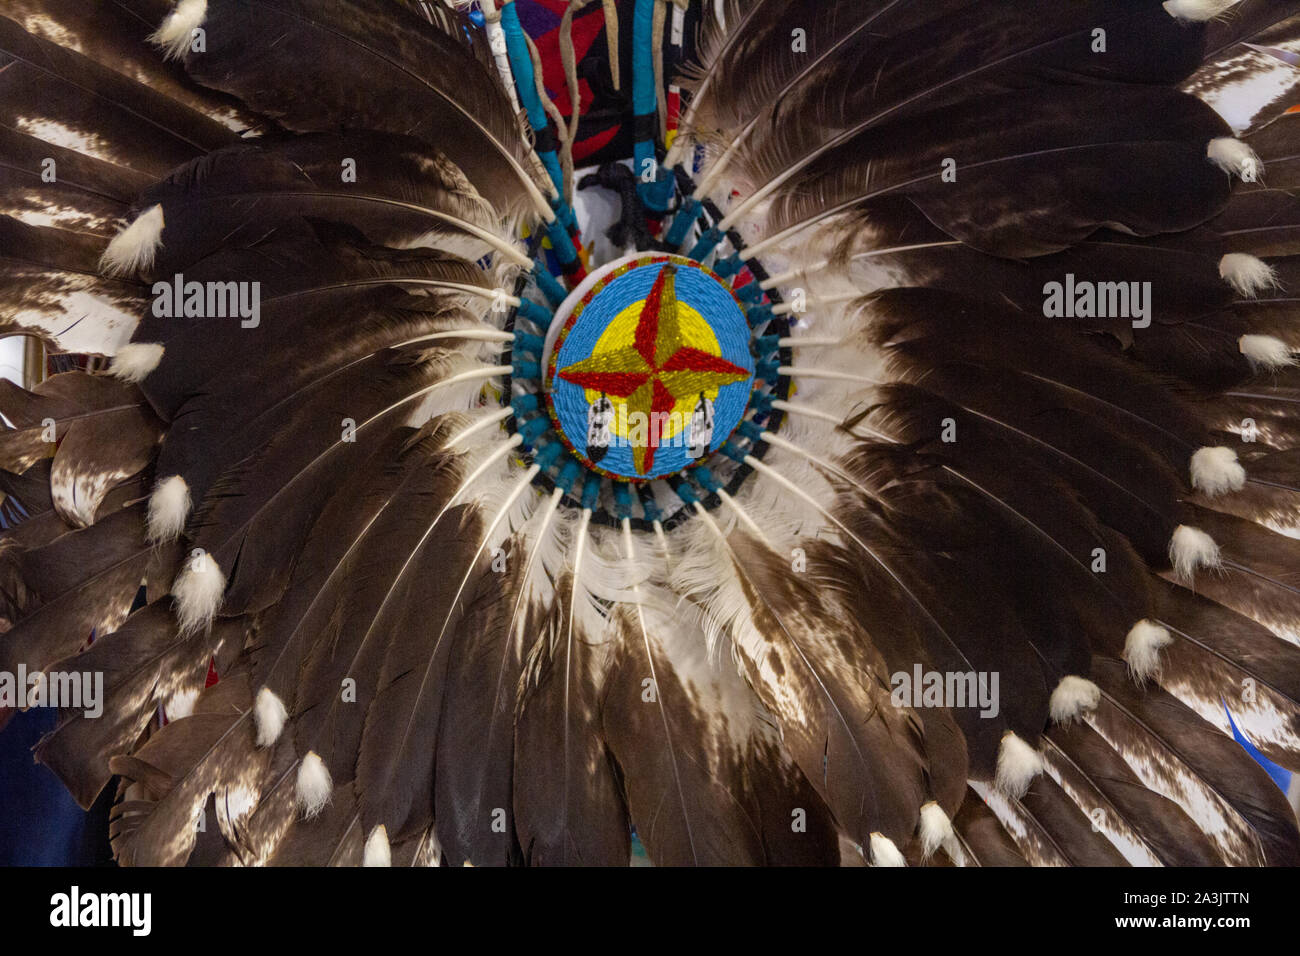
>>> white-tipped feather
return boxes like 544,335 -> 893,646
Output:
295,752 -> 333,819
1163,0 -> 1242,21
1168,524 -> 1222,580
109,343 -> 165,383
1049,675 -> 1101,724
868,833 -> 906,867
146,475 -> 191,543
253,687 -> 288,748
170,550 -> 226,634
363,825 -> 392,867
1190,446 -> 1246,497
164,688 -> 198,722
99,205 -> 164,276
995,732 -> 1044,798
1239,334 -> 1296,371
1207,138 -> 1264,182
149,0 -> 207,60
1124,619 -> 1173,683
918,801 -> 955,859
1219,253 -> 1279,298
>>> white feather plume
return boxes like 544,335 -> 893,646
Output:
100,205 -> 164,276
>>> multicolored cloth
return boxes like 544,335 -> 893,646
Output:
516,0 -> 694,167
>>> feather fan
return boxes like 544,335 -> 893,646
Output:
2,0 -> 1300,869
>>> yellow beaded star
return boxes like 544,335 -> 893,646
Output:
558,265 -> 749,474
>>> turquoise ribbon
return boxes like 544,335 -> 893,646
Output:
501,3 -> 581,244
633,0 -> 673,213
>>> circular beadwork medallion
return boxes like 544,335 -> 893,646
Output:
543,253 -> 755,481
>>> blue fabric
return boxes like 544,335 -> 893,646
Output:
0,708 -> 91,865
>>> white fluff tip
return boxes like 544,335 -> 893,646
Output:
1124,619 -> 1173,683
995,732 -> 1044,798
868,833 -> 906,867
1239,334 -> 1296,371
364,826 -> 392,867
150,0 -> 207,60
1164,0 -> 1243,21
109,343 -> 164,384
1049,675 -> 1101,724
918,802 -> 956,860
1190,446 -> 1246,497
295,752 -> 333,819
1219,254 -> 1279,298
146,475 -> 191,543
100,205 -> 164,276
1168,524 -> 1221,581
254,687 -> 288,748
170,549 -> 225,634
1207,138 -> 1263,182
